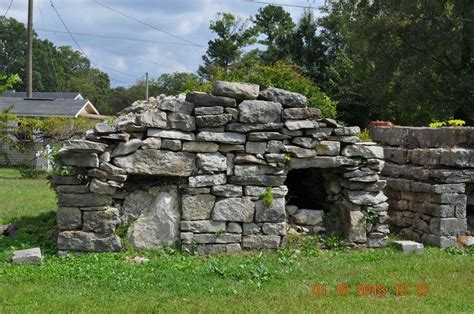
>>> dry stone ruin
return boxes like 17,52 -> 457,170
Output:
53,81 -> 389,255
370,127 -> 474,248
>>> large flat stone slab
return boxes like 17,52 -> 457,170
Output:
12,248 -> 43,264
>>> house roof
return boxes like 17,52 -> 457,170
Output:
0,97 -> 100,118
1,91 -> 83,100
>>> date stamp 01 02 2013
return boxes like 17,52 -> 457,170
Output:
305,283 -> 430,299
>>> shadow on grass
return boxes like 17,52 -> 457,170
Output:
0,211 -> 57,262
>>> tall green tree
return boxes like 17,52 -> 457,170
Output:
198,13 -> 257,78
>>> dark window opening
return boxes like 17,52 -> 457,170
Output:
285,168 -> 329,211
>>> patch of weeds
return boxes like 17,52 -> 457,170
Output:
444,246 -> 473,256
258,187 -> 273,206
17,165 -> 48,179
323,235 -> 346,251
363,209 -> 379,230
358,128 -> 372,142
286,234 -> 321,256
214,229 -> 225,237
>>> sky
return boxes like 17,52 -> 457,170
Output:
1,0 -> 324,87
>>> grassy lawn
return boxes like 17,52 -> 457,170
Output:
0,167 -> 473,313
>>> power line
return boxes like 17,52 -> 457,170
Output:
2,0 -> 13,18
49,0 -> 140,84
93,0 -> 205,48
36,28 -> 203,47
244,0 -> 320,10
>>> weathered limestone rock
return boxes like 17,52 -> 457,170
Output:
344,190 -> 388,206
142,137 -> 162,149
393,240 -> 424,254
345,211 -> 367,243
167,113 -> 196,131
61,140 -> 108,153
226,123 -> 283,133
290,156 -> 358,169
343,144 -> 384,159
255,198 -> 286,223
182,141 -> 219,153
100,162 -> 126,175
285,120 -> 315,130
57,207 -> 82,230
56,185 -> 89,194
213,198 -> 255,222
128,186 -> 180,249
239,100 -> 282,124
248,132 -> 290,141
58,231 -> 122,252
246,142 -> 267,154
137,109 -> 167,128
212,81 -> 259,100
157,98 -> 194,114
12,248 -> 43,264
334,127 -> 360,136
282,108 -> 321,120
242,235 -> 281,249
83,208 -> 121,234
113,149 -> 195,176
212,184 -> 243,197
244,186 -> 288,198
227,222 -> 243,233
196,132 -> 246,144
259,87 -> 307,108
292,137 -> 318,149
189,173 -> 226,187
59,152 -> 99,168
229,175 -> 286,186
192,233 -> 242,244
161,139 -> 182,151
58,193 -> 112,207
94,123 -> 115,134
262,222 -> 286,236
196,114 -> 233,127
147,129 -> 195,141
89,179 -> 116,196
194,106 -> 224,115
196,153 -> 227,173
182,194 -> 216,220
316,141 -> 340,156
284,145 -> 316,158
292,209 -> 323,225
186,92 -> 237,107
180,220 -> 226,233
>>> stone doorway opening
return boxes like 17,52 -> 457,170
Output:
467,184 -> 474,234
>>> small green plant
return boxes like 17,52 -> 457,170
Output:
105,117 -> 116,126
323,235 -> 345,250
358,128 -> 372,142
429,119 -> 465,128
363,209 -> 379,229
429,121 -> 446,128
284,153 -> 291,162
447,119 -> 465,127
259,187 -> 274,206
214,229 -> 225,237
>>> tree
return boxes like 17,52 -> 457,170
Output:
320,0 -> 474,126
198,13 -> 257,78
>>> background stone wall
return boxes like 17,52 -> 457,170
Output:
370,127 -> 474,247
53,81 -> 388,254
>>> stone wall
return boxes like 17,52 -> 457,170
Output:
53,81 -> 388,254
370,127 -> 474,247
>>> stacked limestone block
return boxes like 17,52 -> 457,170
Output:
370,127 -> 474,247
54,81 -> 389,254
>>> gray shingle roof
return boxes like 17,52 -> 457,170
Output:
0,97 -> 94,118
1,92 -> 83,100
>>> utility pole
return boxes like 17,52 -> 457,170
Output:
26,0 -> 33,98
145,72 -> 149,102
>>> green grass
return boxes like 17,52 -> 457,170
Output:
0,167 -> 473,313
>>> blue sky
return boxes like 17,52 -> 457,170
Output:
1,0 -> 324,87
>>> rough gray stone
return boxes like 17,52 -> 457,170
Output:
167,113 -> 196,131
245,142 -> 267,154
213,198 -> 255,222
58,193 -> 112,207
316,141 -> 340,156
194,106 -> 224,115
343,144 -> 384,159
393,240 -> 424,254
242,235 -> 281,249
94,123 -> 115,134
137,109 -> 167,128
142,138 -> 162,149
266,140 -> 285,153
227,222 -> 243,233
83,208 -> 121,234
344,190 -> 388,206
290,156 -> 358,169
212,81 -> 259,100
157,98 -> 194,114
305,128 -> 333,139
234,165 -> 283,177
196,153 -> 227,173
229,175 -> 286,186
226,123 -> 283,133
196,131 -> 246,144
180,220 -> 226,233
100,162 -> 126,175
189,173 -> 226,187
161,139 -> 182,151
128,186 -> 180,249
248,132 -> 290,141
334,127 -> 360,136
56,185 -> 89,194
12,248 -> 43,264
244,186 -> 288,197
262,222 -> 286,236
284,145 -> 317,158
182,141 -> 219,153
226,107 -> 239,120
345,211 -> 367,243
59,152 -> 99,168
111,139 -> 143,158
282,108 -> 321,120
182,194 -> 216,220
292,137 -> 318,149
193,233 -> 242,244
328,135 -> 360,143
292,209 -> 323,225
196,114 -> 233,127
58,231 -> 122,252
243,223 -> 261,235
212,184 -> 243,197
186,92 -> 237,107
239,100 -> 282,124
57,207 -> 82,230
259,87 -> 307,108
285,120 -> 315,130
114,149 -> 195,177
89,179 -> 116,196
61,140 -> 108,153
219,144 -> 245,152
255,198 -> 286,222
234,154 -> 267,165
147,129 -> 195,141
